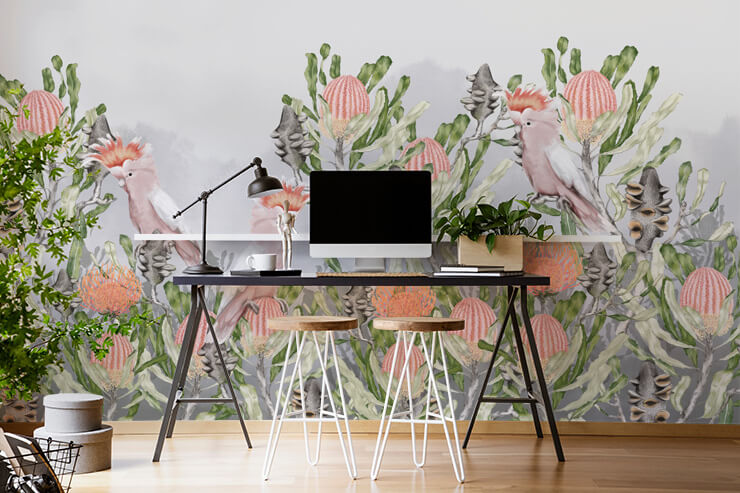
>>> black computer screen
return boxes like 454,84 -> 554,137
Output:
309,171 -> 431,244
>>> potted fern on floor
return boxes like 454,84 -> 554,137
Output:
435,197 -> 554,271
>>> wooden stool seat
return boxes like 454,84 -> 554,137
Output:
267,316 -> 357,332
373,317 -> 464,332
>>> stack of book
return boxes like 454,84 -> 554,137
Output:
433,265 -> 524,277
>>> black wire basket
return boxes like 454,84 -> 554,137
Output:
2,437 -> 82,493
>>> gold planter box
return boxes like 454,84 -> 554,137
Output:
457,235 -> 523,271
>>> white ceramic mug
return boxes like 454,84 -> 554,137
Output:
246,253 -> 277,271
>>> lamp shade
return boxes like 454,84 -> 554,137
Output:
248,166 -> 283,198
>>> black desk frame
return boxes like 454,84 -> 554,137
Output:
153,274 -> 564,463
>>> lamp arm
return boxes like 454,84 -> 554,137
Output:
173,157 -> 262,219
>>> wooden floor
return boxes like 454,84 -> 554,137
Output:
70,432 -> 740,492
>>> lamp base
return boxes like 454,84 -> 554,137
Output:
183,263 -> 224,275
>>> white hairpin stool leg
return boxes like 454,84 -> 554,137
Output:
370,331 -> 418,480
420,332 -> 465,483
299,333 -> 325,466
262,331 -> 307,481
328,332 -> 358,479
312,332 -> 356,479
438,332 -> 465,482
370,331 -> 401,480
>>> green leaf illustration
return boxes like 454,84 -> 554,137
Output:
569,48 -> 581,75
676,161 -> 692,202
304,52 -> 319,112
329,54 -> 341,79
506,74 -> 522,92
42,68 -> 54,92
702,370 -> 733,418
541,48 -> 557,96
612,45 -> 638,88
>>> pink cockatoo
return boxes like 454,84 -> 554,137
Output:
211,285 -> 280,343
506,88 -> 613,233
85,136 -> 201,265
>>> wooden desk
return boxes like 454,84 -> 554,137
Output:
153,274 -> 564,463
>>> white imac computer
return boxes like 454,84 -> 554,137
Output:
309,170 -> 432,271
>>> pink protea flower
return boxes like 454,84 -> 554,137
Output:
401,137 -> 451,180
259,181 -> 309,212
371,286 -> 436,317
85,136 -> 144,169
562,70 -> 617,141
176,311 -> 217,353
521,314 -> 568,382
90,333 -> 135,391
78,265 -> 142,314
382,341 -> 425,380
320,75 -> 370,138
16,90 -> 65,135
241,297 -> 285,355
680,267 -> 734,339
245,297 -> 286,339
450,297 -> 496,343
524,242 -> 583,295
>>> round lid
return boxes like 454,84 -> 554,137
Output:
43,393 -> 104,409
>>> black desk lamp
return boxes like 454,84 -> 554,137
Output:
174,157 -> 283,275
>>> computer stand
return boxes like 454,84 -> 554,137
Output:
353,258 -> 386,272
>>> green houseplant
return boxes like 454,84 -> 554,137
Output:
0,63 -> 157,405
435,197 -> 554,269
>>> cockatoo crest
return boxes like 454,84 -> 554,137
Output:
506,87 -> 551,125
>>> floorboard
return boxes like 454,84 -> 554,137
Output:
69,433 -> 740,492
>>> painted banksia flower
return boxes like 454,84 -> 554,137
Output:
625,167 -> 672,253
271,105 -> 313,183
680,267 -> 734,340
524,242 -> 583,295
319,74 -> 370,138
578,243 -> 617,298
401,137 -> 451,180
78,265 -> 142,314
629,361 -> 671,423
460,64 -> 503,124
16,90 -> 65,135
562,70 -> 617,142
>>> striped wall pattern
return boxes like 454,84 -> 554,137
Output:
90,334 -> 134,372
563,70 -> 617,121
245,297 -> 285,338
401,137 -> 451,180
450,297 -> 496,343
522,314 -> 568,361
16,90 -> 65,135
382,341 -> 425,379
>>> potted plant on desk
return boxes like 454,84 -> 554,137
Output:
435,197 -> 554,271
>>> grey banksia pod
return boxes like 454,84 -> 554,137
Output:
625,167 -> 672,253
629,361 -> 671,422
460,64 -> 503,124
578,243 -> 617,298
271,105 -> 314,184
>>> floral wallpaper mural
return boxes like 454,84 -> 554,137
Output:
1,37 -> 738,426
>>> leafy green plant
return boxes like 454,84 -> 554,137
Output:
435,197 -> 554,252
0,61 -> 122,400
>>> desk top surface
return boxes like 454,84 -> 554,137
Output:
173,273 -> 549,287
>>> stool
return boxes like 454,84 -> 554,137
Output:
262,316 -> 358,480
370,317 -> 466,483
